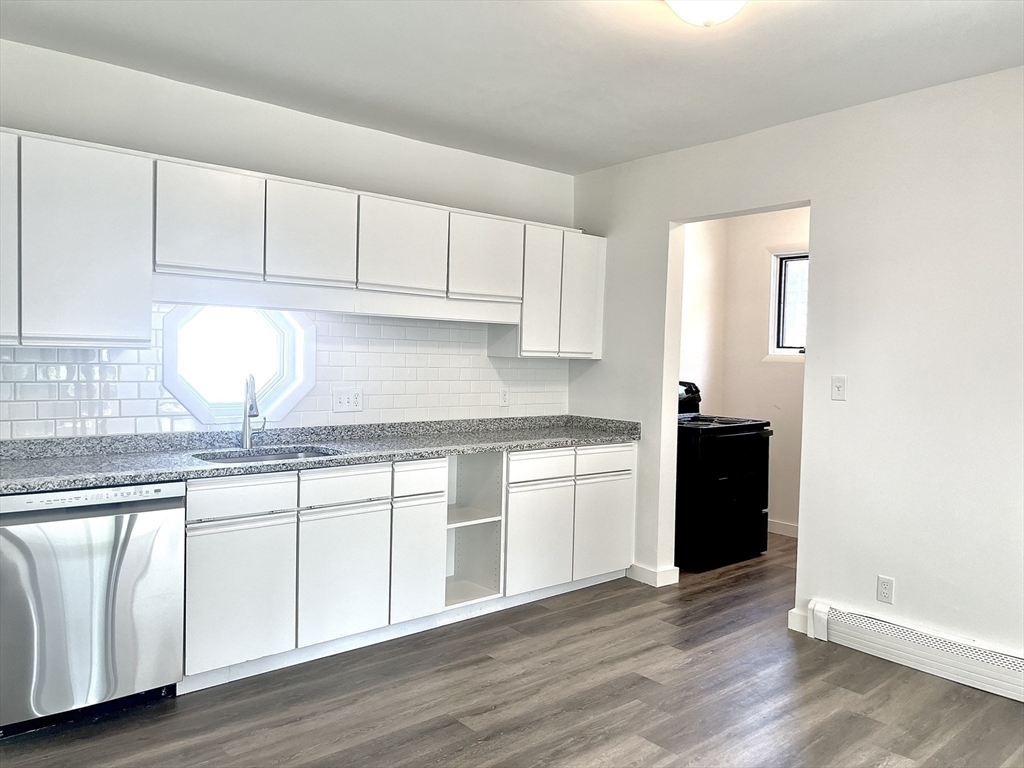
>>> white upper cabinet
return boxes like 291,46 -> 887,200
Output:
0,132 -> 18,344
448,213 -> 524,302
265,179 -> 358,287
558,232 -> 607,359
357,196 -> 449,297
20,137 -> 153,347
155,161 -> 265,280
519,225 -> 564,356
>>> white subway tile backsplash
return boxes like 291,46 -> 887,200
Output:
1,305 -> 569,438
13,420 -> 56,438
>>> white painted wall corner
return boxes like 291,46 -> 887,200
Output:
627,563 -> 680,588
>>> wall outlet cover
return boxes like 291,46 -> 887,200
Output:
332,385 -> 363,413
876,575 -> 895,604
498,385 -> 511,407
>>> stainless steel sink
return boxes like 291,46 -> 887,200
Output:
193,446 -> 334,464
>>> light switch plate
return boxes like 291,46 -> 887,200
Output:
831,375 -> 848,401
332,385 -> 363,413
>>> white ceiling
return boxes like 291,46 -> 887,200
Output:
0,0 -> 1021,174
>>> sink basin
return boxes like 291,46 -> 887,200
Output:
193,446 -> 334,464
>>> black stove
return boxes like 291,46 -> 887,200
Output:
675,409 -> 773,572
677,414 -> 770,433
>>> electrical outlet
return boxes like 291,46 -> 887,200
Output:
498,385 -> 511,407
332,386 -> 363,413
831,375 -> 848,401
876,575 -> 895,604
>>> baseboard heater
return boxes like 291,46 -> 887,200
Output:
806,600 -> 1024,702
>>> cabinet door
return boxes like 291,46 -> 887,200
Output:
573,471 -> 635,580
391,491 -> 447,623
185,512 -> 297,675
357,196 -> 449,296
505,477 -> 575,596
20,137 -> 153,347
558,232 -> 606,359
0,132 -> 18,344
155,160 -> 265,279
265,179 -> 358,287
519,225 -> 563,356
298,501 -> 391,647
448,212 -> 524,302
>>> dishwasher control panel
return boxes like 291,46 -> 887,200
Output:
0,482 -> 186,514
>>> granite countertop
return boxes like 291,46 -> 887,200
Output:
0,416 -> 640,495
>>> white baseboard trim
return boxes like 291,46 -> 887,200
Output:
768,519 -> 798,538
801,600 -> 1024,702
787,607 -> 808,633
178,570 -> 625,695
627,563 -> 680,588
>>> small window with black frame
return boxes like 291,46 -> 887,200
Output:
776,254 -> 808,353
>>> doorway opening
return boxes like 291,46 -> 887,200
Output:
672,205 -> 810,573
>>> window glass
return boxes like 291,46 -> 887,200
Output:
177,307 -> 283,404
162,306 -> 315,424
778,256 -> 808,350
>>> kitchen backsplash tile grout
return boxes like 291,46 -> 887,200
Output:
0,305 -> 569,439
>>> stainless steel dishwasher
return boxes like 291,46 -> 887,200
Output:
0,482 -> 185,730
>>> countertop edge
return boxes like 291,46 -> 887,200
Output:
0,433 -> 638,495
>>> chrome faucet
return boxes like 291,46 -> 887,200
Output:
242,375 -> 264,449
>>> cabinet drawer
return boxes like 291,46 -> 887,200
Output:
393,458 -> 448,497
507,448 -> 575,484
299,463 -> 392,509
186,472 -> 298,521
575,443 -> 635,476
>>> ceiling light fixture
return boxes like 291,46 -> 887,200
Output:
665,0 -> 747,27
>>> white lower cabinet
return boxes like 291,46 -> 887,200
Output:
505,477 -> 575,596
180,443 -> 636,678
297,500 -> 392,647
573,470 -> 635,580
391,491 -> 448,623
185,511 -> 297,676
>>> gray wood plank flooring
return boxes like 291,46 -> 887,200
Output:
2,535 -> 1021,767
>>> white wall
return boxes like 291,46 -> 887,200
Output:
571,68 -> 1023,656
720,208 -> 809,536
679,218 -> 728,414
0,41 -> 573,226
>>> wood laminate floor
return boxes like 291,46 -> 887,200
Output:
2,534 -> 1022,767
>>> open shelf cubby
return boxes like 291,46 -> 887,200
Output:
446,452 -> 503,529
445,452 -> 504,607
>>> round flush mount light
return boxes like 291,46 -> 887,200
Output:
665,0 -> 747,27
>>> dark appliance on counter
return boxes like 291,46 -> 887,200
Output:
678,381 -> 701,414
674,384 -> 773,572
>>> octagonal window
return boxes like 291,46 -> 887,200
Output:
163,306 -> 315,424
